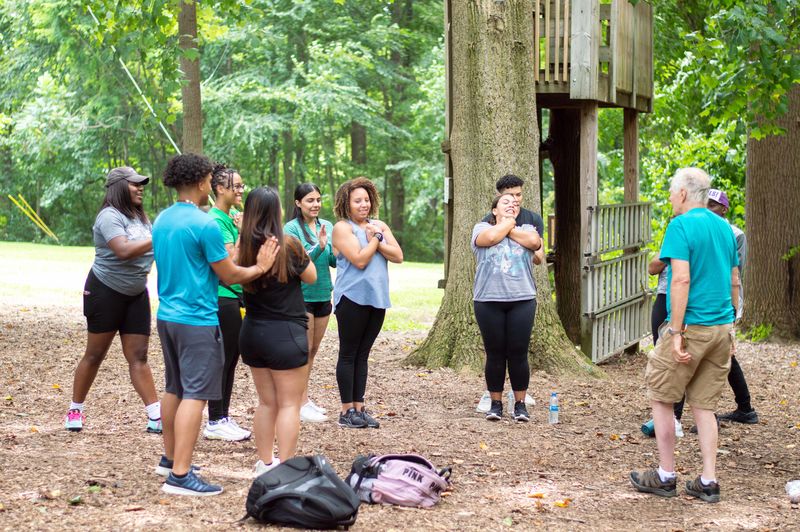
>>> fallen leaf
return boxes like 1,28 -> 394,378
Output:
453,459 -> 465,465
790,361 -> 798,368
554,498 -> 572,508
528,492 -> 545,499
501,516 -> 513,526
479,441 -> 488,451
609,434 -> 619,441
51,384 -> 61,390
0,502 -> 5,511
323,385 -> 334,389
124,506 -> 145,512
4,396 -> 11,402
68,496 -> 82,506
87,486 -> 102,494
416,373 -> 428,378
29,426 -> 39,433
42,489 -> 61,500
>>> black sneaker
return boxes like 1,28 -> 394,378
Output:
358,408 -> 380,429
629,469 -> 677,498
338,407 -> 367,428
512,401 -> 530,422
717,409 -> 759,424
685,475 -> 721,503
485,400 -> 502,421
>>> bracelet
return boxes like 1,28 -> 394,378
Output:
667,326 -> 686,337
374,232 -> 384,243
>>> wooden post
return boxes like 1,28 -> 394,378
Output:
579,101 -> 599,357
440,0 -> 454,289
623,108 -> 639,354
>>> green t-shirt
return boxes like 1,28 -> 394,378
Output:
284,217 -> 336,302
208,206 -> 242,299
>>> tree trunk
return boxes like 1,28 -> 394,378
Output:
408,0 -> 594,375
547,109 -> 582,345
350,121 -> 367,166
282,130 -> 294,221
743,84 -> 800,339
178,0 -> 202,154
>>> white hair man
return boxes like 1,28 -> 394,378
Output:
630,167 -> 740,503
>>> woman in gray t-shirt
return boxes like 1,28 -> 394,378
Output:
64,167 -> 161,434
472,193 -> 542,423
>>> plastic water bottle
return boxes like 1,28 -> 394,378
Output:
548,392 -> 559,424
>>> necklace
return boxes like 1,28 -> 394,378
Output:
180,198 -> 196,206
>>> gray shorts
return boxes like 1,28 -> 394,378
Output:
157,319 -> 224,401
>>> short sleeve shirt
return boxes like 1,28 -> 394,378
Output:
153,203 -> 229,326
243,238 -> 311,326
208,207 -> 242,299
471,222 -> 537,302
91,207 -> 154,296
660,208 -> 738,326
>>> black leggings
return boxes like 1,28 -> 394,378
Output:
651,293 -> 668,345
208,297 -> 242,421
335,296 -> 385,404
474,299 -> 537,393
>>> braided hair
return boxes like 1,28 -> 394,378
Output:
210,162 -> 238,197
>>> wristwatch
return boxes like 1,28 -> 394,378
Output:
374,232 -> 384,242
667,326 -> 685,336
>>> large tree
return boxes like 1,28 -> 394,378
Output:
408,0 -> 594,374
744,84 -> 800,338
178,0 -> 202,153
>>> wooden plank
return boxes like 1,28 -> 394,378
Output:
534,0 -> 540,82
545,0 -> 551,82
623,109 -> 638,204
442,0 -> 454,285
554,0 -> 561,81
608,0 -> 617,102
563,0 -> 570,82
570,0 -> 599,99
579,101 -> 598,357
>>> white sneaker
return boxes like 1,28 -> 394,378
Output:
307,399 -> 327,415
300,402 -> 328,423
254,458 -> 281,477
476,391 -> 491,413
203,418 -> 250,441
225,417 -> 252,440
674,417 -> 684,438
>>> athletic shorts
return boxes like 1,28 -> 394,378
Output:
304,300 -> 333,318
645,323 -> 732,410
83,269 -> 151,335
156,320 -> 224,400
240,317 -> 308,370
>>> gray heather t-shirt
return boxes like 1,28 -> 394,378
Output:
471,222 -> 537,302
656,269 -> 668,295
91,207 -> 154,296
731,223 -> 746,319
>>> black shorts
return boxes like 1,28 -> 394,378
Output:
240,317 -> 308,370
83,270 -> 151,335
305,300 -> 333,318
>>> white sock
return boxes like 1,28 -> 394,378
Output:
145,401 -> 161,420
69,402 -> 84,412
700,475 -> 716,486
658,466 -> 676,482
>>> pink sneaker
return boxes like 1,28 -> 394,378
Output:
64,409 -> 85,432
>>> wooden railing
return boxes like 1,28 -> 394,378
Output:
533,0 -> 653,110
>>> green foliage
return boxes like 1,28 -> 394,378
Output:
747,323 -> 773,343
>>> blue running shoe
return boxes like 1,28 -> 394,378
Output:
146,417 -> 162,434
154,455 -> 201,477
162,471 -> 223,496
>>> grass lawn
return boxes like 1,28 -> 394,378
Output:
0,241 -> 443,331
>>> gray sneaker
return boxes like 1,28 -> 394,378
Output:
358,408 -> 380,429
338,407 -> 367,429
630,469 -> 677,498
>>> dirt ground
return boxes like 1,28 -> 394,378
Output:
1,303 -> 798,531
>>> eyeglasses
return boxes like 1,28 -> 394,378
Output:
232,184 -> 245,191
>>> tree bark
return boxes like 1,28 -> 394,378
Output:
178,0 -> 202,154
282,130 -> 294,221
547,109 -> 582,345
408,0 -> 594,375
350,121 -> 367,166
743,84 -> 800,339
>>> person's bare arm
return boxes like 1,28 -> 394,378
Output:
508,226 -> 542,251
474,218 -> 515,247
211,237 -> 279,285
299,259 -> 317,284
648,256 -> 667,275
669,259 -> 691,364
332,221 -> 379,269
533,247 -> 545,265
730,266 -> 740,318
371,220 -> 403,264
107,235 -> 152,261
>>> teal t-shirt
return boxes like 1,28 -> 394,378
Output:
208,207 -> 242,299
660,208 -> 738,326
284,217 -> 335,302
153,202 -> 229,326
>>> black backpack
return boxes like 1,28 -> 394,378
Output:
245,455 -> 360,529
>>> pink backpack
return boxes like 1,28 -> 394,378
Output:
346,454 -> 452,508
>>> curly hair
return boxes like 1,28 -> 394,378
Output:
210,162 -> 237,197
163,153 -> 214,188
495,174 -> 524,192
334,177 -> 380,220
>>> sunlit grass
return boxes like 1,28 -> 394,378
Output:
0,242 -> 444,331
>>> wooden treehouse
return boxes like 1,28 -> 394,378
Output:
442,0 -> 655,363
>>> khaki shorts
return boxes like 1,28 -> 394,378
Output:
645,323 -> 732,410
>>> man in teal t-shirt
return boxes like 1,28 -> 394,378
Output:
631,167 -> 740,504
